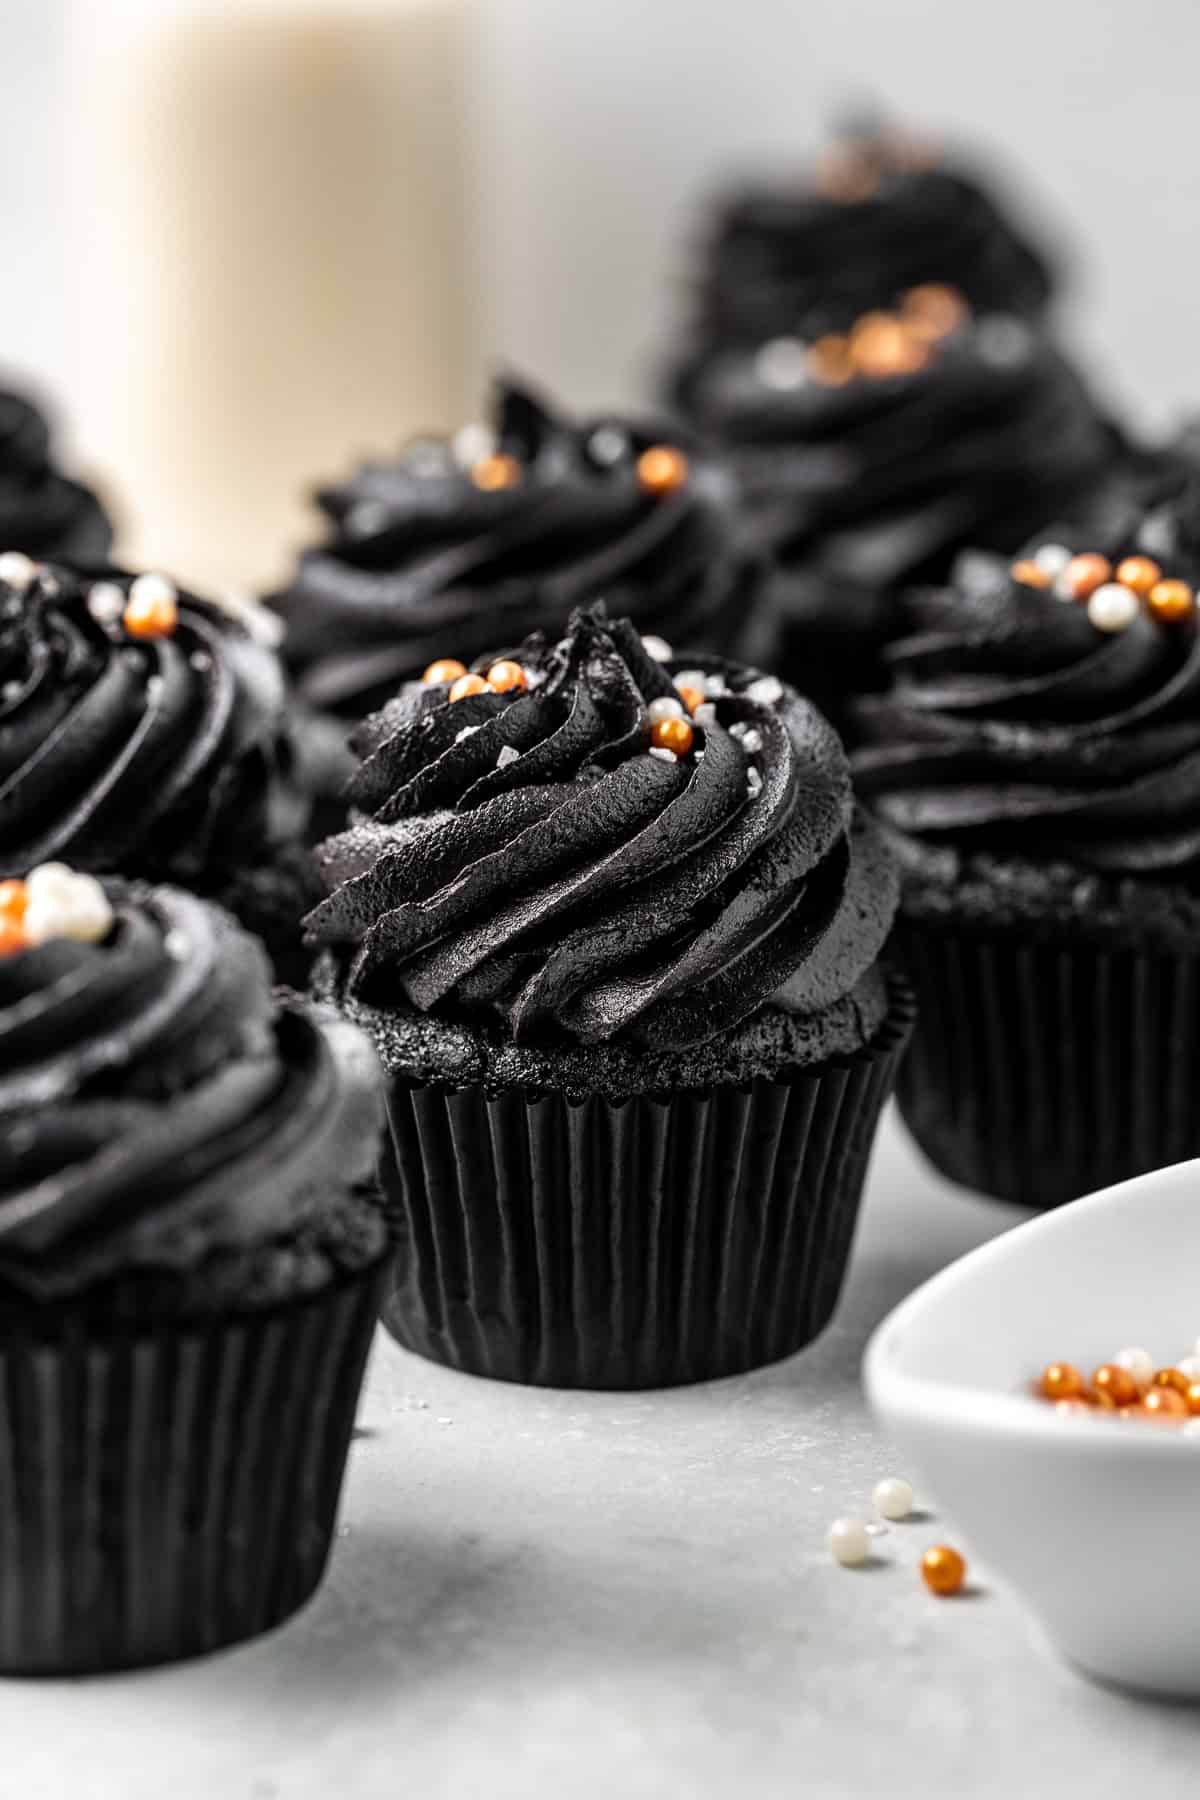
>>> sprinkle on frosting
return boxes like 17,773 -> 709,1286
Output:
0,862 -> 114,956
1011,544 -> 1196,633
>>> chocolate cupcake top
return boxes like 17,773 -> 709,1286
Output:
687,297 -> 1114,586
307,602 -> 897,1054
0,557 -> 304,885
0,388 -> 112,562
852,538 -> 1200,883
0,873 -> 383,1299
272,379 -> 771,721
674,120 -> 1054,384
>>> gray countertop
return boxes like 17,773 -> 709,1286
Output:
12,1110 -> 1200,1799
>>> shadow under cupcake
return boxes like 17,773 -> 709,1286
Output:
307,602 -> 911,1389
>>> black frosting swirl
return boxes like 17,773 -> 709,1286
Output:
670,124 -> 1055,399
0,561 -> 305,885
852,546 -> 1200,882
306,603 -> 896,1050
272,379 -> 772,722
689,322 -> 1114,583
0,388 -> 112,561
0,882 -> 383,1299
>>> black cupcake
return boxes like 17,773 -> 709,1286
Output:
684,295 -> 1126,723
853,521 -> 1200,1207
670,117 -> 1055,405
271,378 -> 775,832
0,387 -> 112,564
0,556 -> 316,979
307,602 -> 911,1389
0,872 -> 389,1672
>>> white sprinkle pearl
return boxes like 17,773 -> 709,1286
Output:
756,336 -> 809,391
1087,582 -> 1140,633
87,581 -> 126,625
828,1518 -> 871,1567
648,745 -> 678,764
496,744 -> 519,768
872,1476 -> 914,1521
647,695 -> 685,725
128,571 -> 177,614
0,551 -> 37,593
24,871 -> 113,947
1033,543 -> 1072,580
452,422 -> 495,468
744,675 -> 783,705
641,635 -> 673,663
587,425 -> 629,466
1115,1347 -> 1155,1385
1178,1355 -> 1200,1380
673,669 -> 708,693
26,863 -> 76,903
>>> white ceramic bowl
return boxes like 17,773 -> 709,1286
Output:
865,1158 -> 1200,1697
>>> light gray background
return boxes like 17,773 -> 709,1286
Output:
3,0 -> 1198,433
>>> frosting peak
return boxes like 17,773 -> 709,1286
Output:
307,603 -> 896,1048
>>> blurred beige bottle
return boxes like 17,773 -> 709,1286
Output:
66,0 -> 475,593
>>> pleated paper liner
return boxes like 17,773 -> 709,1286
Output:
0,1249 -> 388,1675
378,977 -> 914,1389
895,915 -> 1200,1209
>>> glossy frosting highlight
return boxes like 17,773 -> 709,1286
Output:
307,603 -> 896,1050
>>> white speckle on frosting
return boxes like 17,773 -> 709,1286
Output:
496,744 -> 519,768
975,314 -> 1031,368
673,668 -> 707,691
756,336 -> 809,391
164,928 -> 190,962
705,673 -> 729,696
347,500 -> 389,538
641,634 -> 673,663
452,421 -> 496,468
145,676 -> 165,705
588,425 -> 629,467
744,675 -> 783,706
693,701 -> 718,727
1,681 -> 20,702
648,745 -> 678,764
730,722 -> 763,755
0,552 -> 37,593
209,585 -> 286,648
455,725 -> 482,742
746,766 -> 763,799
190,650 -> 213,673
87,580 -> 126,626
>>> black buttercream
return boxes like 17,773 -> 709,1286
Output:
307,602 -> 896,1050
853,543 -> 1200,883
272,379 -> 772,721
0,389 -> 111,561
0,882 -> 383,1298
0,561 -> 306,884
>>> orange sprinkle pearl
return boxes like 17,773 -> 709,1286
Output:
848,313 -> 930,378
901,283 -> 968,341
1152,1366 -> 1191,1394
0,880 -> 28,924
1147,578 -> 1195,624
1186,1382 -> 1200,1417
423,658 -> 467,686
1092,1363 -> 1141,1408
0,917 -> 27,957
806,334 -> 856,387
922,1545 -> 967,1597
471,453 -> 521,492
1143,1386 -> 1188,1420
1039,1362 -> 1085,1402
1115,555 -> 1162,598
1010,559 -> 1051,590
650,716 -> 695,756
676,683 -> 706,716
1061,553 -> 1112,603
448,673 -> 490,703
636,445 -> 690,498
486,659 -> 527,694
123,584 -> 178,641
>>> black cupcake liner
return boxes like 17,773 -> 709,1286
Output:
895,916 -> 1200,1208
0,1252 -> 388,1675
377,980 -> 914,1389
